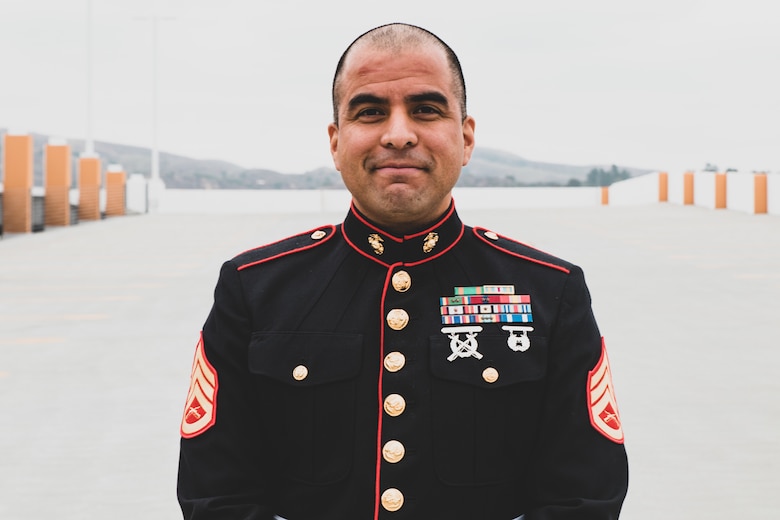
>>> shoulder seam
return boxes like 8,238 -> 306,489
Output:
236,224 -> 337,271
472,227 -> 571,274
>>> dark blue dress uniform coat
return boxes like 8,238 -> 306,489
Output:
177,203 -> 629,519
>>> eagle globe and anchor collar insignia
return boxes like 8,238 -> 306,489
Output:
439,285 -> 535,362
342,202 -> 464,266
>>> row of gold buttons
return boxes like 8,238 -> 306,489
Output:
380,269 -> 412,512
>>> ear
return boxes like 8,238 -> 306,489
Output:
461,116 -> 476,166
327,122 -> 341,171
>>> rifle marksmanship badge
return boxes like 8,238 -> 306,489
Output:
441,325 -> 484,361
439,285 -> 535,361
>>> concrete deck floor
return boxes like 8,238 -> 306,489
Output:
1,204 -> 778,519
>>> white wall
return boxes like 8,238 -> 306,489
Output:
608,172 -> 660,206
726,173 -> 755,214
156,186 -> 605,214
693,171 -> 717,209
106,172 -> 780,216
668,171 -> 686,205
158,188 -> 353,214
126,174 -> 148,214
768,173 -> 780,216
452,186 -> 602,210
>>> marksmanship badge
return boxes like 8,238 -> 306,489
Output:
502,325 -> 534,352
180,334 -> 218,439
441,326 -> 484,361
587,339 -> 624,444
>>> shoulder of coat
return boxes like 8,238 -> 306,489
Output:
471,226 -> 572,274
233,224 -> 338,271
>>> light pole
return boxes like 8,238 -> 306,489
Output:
135,14 -> 174,211
85,0 -> 94,156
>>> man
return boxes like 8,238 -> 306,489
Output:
178,23 -> 628,519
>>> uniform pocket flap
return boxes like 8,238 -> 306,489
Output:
249,331 -> 363,387
429,332 -> 547,388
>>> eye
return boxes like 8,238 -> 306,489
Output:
357,107 -> 385,119
413,105 -> 442,118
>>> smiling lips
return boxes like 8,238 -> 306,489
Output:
368,154 -> 432,175
375,164 -> 425,175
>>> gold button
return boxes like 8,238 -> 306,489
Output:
292,365 -> 308,381
482,367 -> 499,384
381,488 -> 404,512
383,394 -> 406,417
384,352 -> 406,372
484,231 -> 499,240
386,309 -> 409,331
310,230 -> 326,240
382,440 -> 406,463
391,270 -> 412,292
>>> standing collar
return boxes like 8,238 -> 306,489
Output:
341,201 -> 465,267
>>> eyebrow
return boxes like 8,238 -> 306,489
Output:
346,90 -> 450,113
406,91 -> 449,107
347,93 -> 387,113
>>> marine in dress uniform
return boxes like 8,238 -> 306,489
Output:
177,201 -> 629,519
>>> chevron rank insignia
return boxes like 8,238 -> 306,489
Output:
180,334 -> 218,439
587,339 -> 624,444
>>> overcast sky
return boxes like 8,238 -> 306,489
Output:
1,0 -> 778,174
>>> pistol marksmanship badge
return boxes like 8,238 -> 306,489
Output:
502,325 -> 534,352
439,285 -> 535,357
441,326 -> 484,361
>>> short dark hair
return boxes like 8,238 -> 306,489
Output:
331,23 -> 467,125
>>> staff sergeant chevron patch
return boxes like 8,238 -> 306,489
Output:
587,339 -> 624,444
180,334 -> 218,438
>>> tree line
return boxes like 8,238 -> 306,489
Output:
567,165 -> 631,187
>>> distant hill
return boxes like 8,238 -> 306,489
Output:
3,130 -> 653,189
463,148 -> 652,186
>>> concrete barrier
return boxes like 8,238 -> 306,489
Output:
2,133 -> 34,232
78,155 -> 102,221
44,140 -> 72,226
105,165 -> 127,217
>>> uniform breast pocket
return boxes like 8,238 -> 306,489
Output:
429,332 -> 548,485
248,331 -> 363,485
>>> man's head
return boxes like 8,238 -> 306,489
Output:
332,24 -> 468,125
328,23 -> 476,233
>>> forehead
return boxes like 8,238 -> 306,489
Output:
338,44 -> 455,101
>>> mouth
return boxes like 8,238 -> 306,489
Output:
369,156 -> 430,175
373,164 -> 426,175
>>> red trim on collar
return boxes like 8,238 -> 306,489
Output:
404,223 -> 464,267
341,225 -> 392,267
349,200 -> 457,242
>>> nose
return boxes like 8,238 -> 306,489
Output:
380,112 -> 418,149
